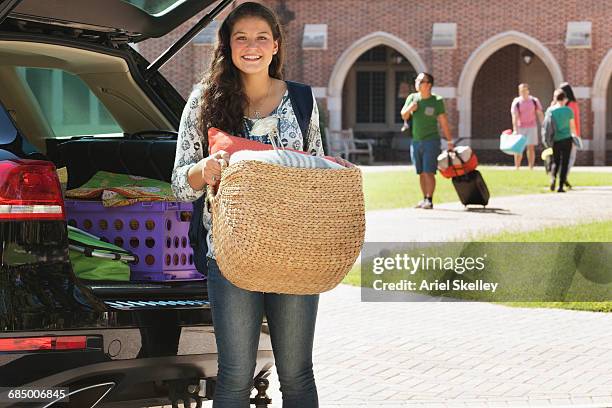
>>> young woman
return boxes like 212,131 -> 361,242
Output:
559,82 -> 580,188
171,2 -> 322,407
546,89 -> 579,193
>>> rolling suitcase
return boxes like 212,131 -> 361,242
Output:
452,170 -> 490,207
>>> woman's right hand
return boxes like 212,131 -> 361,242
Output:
202,150 -> 230,186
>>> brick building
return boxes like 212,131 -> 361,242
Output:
138,0 -> 612,164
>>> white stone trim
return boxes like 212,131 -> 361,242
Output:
565,21 -> 592,49
457,31 -> 564,144
327,31 -> 427,131
302,24 -> 328,50
591,96 -> 606,112
327,96 -> 341,133
432,23 -> 457,49
327,95 -> 341,111
312,87 -> 327,98
432,87 -> 456,98
592,48 -> 612,165
572,87 -> 591,99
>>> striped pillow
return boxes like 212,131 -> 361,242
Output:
229,149 -> 344,169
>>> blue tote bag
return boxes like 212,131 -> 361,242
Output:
500,129 -> 527,155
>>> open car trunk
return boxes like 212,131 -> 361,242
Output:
0,27 -> 212,302
56,134 -> 208,301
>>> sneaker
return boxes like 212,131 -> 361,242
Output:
422,199 -> 433,210
564,180 -> 572,189
557,187 -> 566,193
415,199 -> 427,208
550,179 -> 556,192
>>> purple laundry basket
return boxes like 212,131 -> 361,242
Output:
65,200 -> 204,281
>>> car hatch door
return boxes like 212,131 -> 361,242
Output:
3,0 -> 223,42
0,0 -> 22,25
145,0 -> 233,78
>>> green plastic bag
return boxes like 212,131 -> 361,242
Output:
68,226 -> 135,281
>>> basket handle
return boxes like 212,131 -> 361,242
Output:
205,159 -> 228,207
205,184 -> 215,209
69,244 -> 137,263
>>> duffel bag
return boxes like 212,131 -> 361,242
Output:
68,225 -> 135,281
438,146 -> 478,178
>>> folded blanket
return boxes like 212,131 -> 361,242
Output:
66,171 -> 176,207
208,127 -> 347,166
229,149 -> 345,169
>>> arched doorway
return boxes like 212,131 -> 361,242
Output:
471,44 -> 555,161
327,32 -> 427,133
457,31 -> 564,147
342,45 -> 417,132
592,48 -> 612,165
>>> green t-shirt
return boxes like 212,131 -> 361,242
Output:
548,105 -> 574,142
403,93 -> 446,141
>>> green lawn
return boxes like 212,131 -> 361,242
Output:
363,166 -> 612,211
482,221 -> 612,312
477,220 -> 612,242
344,220 -> 612,312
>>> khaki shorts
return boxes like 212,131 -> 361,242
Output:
518,126 -> 539,146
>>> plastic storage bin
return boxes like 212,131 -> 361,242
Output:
65,200 -> 203,281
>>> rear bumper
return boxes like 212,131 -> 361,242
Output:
10,351 -> 274,407
1,325 -> 274,406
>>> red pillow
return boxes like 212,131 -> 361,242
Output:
207,127 -> 346,166
208,127 -> 275,156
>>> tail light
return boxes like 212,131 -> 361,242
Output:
0,335 -> 87,352
0,159 -> 64,220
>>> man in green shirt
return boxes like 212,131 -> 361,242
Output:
401,72 -> 454,209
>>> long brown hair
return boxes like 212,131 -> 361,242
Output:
198,2 -> 285,150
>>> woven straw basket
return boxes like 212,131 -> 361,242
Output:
209,160 -> 365,295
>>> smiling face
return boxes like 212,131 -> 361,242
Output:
230,16 -> 278,77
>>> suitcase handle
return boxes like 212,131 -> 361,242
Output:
446,149 -> 467,177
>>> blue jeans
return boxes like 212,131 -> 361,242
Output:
206,258 -> 319,408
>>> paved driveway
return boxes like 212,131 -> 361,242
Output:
308,285 -> 612,408
199,282 -> 612,408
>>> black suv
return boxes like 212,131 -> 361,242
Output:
0,1 -> 273,406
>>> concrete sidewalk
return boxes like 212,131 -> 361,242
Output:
198,187 -> 612,408
366,186 -> 612,242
